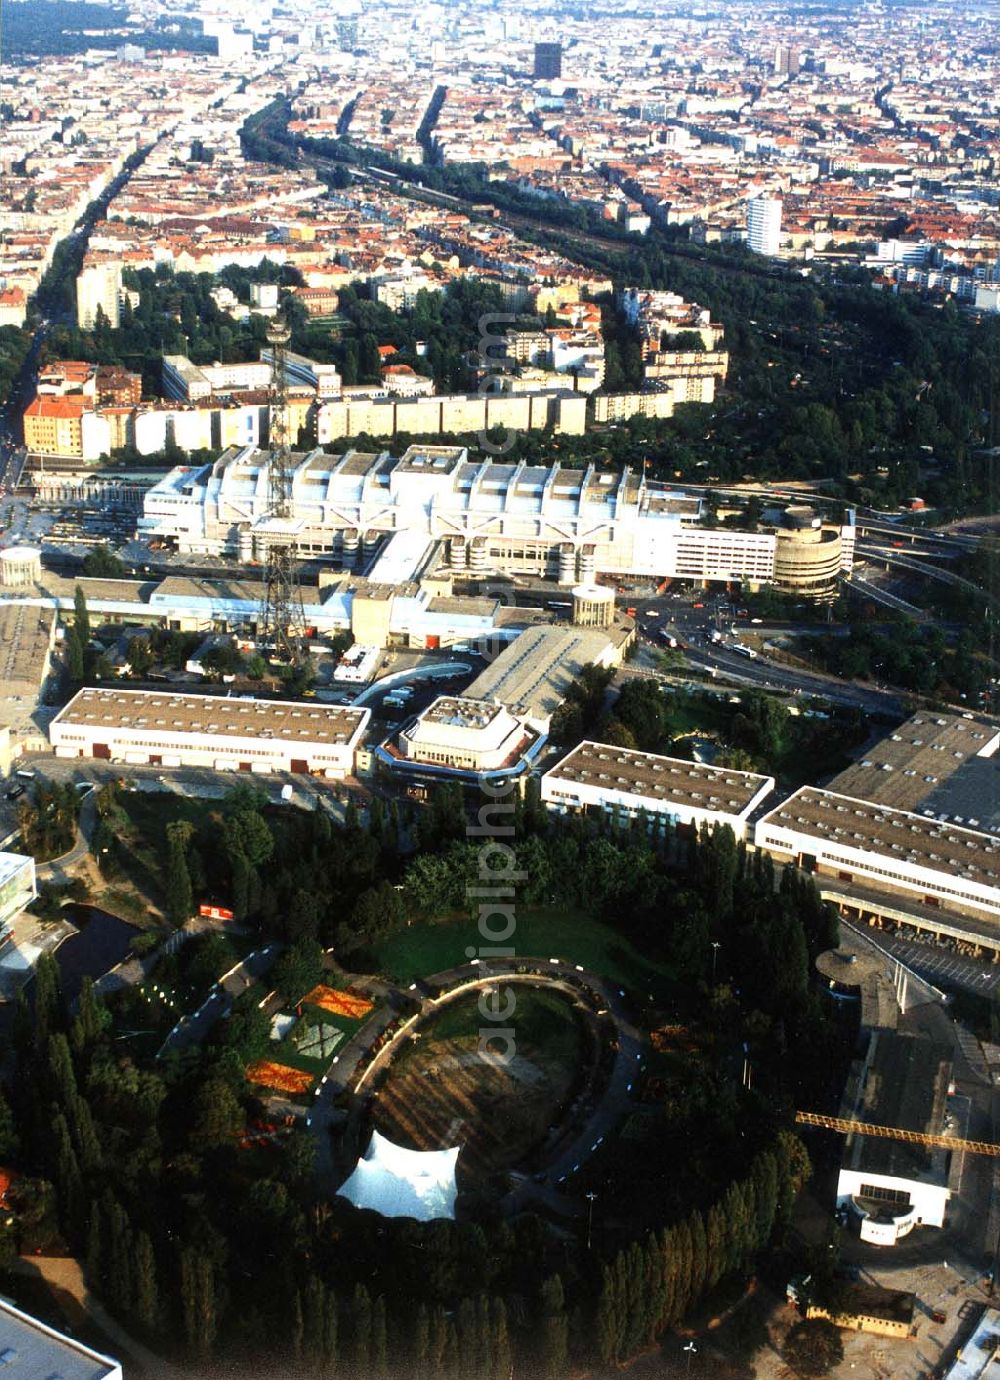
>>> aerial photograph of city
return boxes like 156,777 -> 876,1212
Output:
0,0 -> 998,1375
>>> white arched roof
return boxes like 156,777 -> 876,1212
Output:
337,1129 -> 460,1222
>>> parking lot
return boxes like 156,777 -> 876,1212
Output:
845,924 -> 1000,999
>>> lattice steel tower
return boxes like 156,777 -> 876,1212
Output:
257,317 -> 305,663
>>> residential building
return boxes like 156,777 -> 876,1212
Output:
23,396 -> 111,461
773,44 -> 801,76
747,196 -> 783,256
76,260 -> 122,329
533,43 -> 563,81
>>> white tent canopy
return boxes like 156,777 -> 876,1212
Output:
337,1130 -> 460,1222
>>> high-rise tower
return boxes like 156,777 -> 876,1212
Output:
257,317 -> 305,663
533,42 -> 562,80
746,196 -> 783,257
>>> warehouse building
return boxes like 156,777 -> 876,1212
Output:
753,786 -> 1000,920
540,742 -> 775,840
462,624 -> 623,729
138,445 -> 856,598
50,688 -> 369,779
836,1030 -> 956,1245
826,711 -> 1000,831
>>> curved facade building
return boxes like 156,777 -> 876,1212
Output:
0,546 -> 43,588
773,520 -> 844,601
139,445 -> 855,599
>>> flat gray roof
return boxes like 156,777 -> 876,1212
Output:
920,757 -> 1000,834
0,605 -> 53,695
545,741 -> 773,815
0,1295 -> 121,1380
758,785 -> 1000,886
466,625 -> 613,720
52,688 -> 367,746
827,712 -> 999,814
847,1030 -> 952,1180
152,575 -> 325,607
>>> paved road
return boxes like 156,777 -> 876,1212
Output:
35,790 -> 98,885
158,944 -> 281,1057
30,757 -> 357,824
627,590 -> 908,714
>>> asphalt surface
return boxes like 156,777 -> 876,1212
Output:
158,944 -> 281,1056
626,591 -> 906,715
841,922 -> 1000,998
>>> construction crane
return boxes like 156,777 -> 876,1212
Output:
795,1110 -> 1000,1159
257,317 -> 305,664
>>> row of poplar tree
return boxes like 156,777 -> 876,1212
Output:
593,1131 -> 810,1365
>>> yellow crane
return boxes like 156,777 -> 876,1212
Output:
794,1110 -> 1000,1158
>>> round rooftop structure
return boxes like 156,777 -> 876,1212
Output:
0,546 -> 42,588
265,317 -> 292,347
572,583 -> 615,628
783,504 -> 822,530
815,947 -> 881,991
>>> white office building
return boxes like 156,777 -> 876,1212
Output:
50,688 -> 369,779
0,852 -> 38,944
746,197 -> 783,257
395,696 -> 536,774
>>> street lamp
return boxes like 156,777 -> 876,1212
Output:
710,941 -> 721,985
683,1340 -> 697,1375
585,1191 -> 597,1250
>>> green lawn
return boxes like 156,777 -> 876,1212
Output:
375,906 -> 676,1000
268,1041 -> 328,1077
297,1003 -> 368,1037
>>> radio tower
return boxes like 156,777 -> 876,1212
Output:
258,317 -> 305,664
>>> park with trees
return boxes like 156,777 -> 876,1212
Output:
0,763 -> 851,1376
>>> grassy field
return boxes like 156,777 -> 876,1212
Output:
375,905 -> 675,999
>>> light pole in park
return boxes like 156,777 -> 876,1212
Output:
683,1340 -> 697,1375
585,1191 -> 597,1250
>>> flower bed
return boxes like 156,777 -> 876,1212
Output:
245,1060 -> 315,1095
301,985 -> 374,1021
